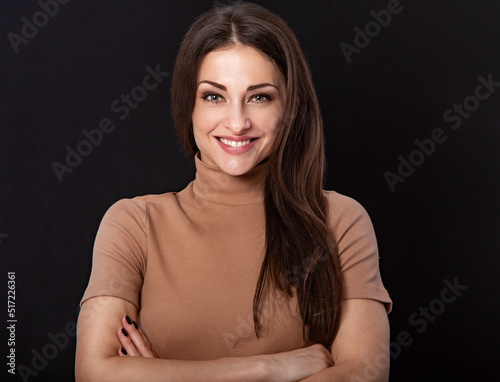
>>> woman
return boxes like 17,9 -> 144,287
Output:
76,2 -> 392,381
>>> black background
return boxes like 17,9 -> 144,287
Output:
2,0 -> 499,380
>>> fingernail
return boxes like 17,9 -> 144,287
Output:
121,328 -> 128,337
125,315 -> 132,325
121,347 -> 127,355
133,321 -> 138,329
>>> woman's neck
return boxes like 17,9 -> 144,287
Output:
192,152 -> 269,205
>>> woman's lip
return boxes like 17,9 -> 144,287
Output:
215,136 -> 258,154
215,135 -> 256,142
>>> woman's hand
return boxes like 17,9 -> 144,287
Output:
117,315 -> 159,358
115,314 -> 331,381
257,343 -> 334,382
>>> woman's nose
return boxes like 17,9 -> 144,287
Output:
224,103 -> 250,134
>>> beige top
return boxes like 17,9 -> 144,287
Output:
80,154 -> 392,359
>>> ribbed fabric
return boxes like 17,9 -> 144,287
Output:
81,153 -> 392,359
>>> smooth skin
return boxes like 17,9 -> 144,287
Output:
75,45 -> 390,381
192,44 -> 286,176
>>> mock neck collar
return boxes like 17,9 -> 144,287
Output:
192,152 -> 269,205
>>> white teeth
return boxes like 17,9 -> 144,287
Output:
218,138 -> 251,147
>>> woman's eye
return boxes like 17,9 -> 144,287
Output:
203,93 -> 223,103
251,94 -> 271,103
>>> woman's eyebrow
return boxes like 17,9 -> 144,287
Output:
247,83 -> 279,91
198,80 -> 226,90
197,80 -> 279,91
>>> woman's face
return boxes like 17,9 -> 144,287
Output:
192,44 -> 286,176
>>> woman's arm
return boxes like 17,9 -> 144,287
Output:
75,296 -> 263,381
299,298 -> 390,382
75,296 -> 333,382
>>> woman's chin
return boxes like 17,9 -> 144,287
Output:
217,158 -> 256,176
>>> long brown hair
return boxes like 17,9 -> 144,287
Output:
171,1 -> 343,349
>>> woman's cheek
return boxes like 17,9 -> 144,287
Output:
256,112 -> 283,133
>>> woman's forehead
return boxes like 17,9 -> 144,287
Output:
197,45 -> 285,89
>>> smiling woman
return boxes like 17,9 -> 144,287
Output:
192,45 -> 286,175
75,2 -> 392,381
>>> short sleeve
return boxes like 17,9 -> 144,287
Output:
325,191 -> 392,313
80,198 -> 148,309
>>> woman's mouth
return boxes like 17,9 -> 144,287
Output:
215,136 -> 258,154
217,137 -> 253,147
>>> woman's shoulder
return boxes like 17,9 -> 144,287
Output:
322,190 -> 371,224
322,190 -> 377,242
323,191 -> 392,312
102,192 -> 179,221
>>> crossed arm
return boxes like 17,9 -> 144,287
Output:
75,296 -> 389,381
